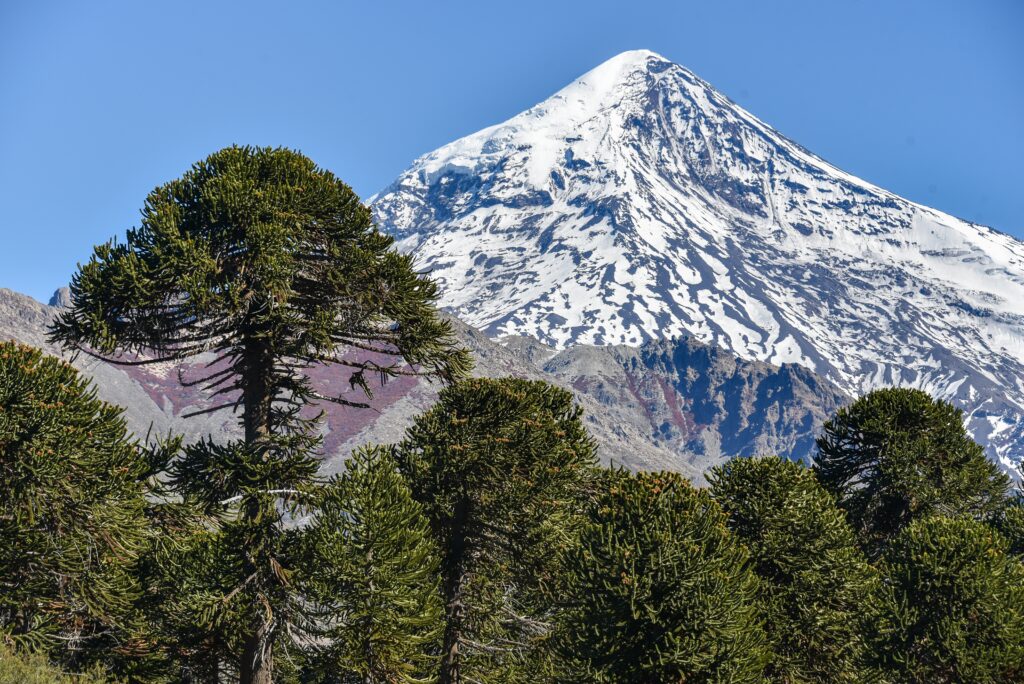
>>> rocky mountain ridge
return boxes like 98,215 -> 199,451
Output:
1,287 -> 847,481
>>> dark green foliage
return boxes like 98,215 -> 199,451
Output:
0,342 -> 150,672
295,445 -> 442,683
134,507 -> 245,682
110,432 -> 319,682
709,456 -> 879,683
870,516 -> 1024,683
147,434 -> 322,680
49,145 -> 470,411
557,469 -> 766,683
48,145 -> 470,684
395,378 -> 598,684
814,387 -> 1010,555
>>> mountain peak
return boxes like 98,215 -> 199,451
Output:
371,51 -> 1024,471
606,48 -> 668,64
576,48 -> 671,84
48,286 -> 71,308
384,49 -> 688,196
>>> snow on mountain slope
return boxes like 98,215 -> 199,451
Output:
371,49 -> 1024,470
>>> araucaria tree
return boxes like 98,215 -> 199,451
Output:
395,378 -> 598,684
871,516 -> 1024,683
708,456 -> 879,683
557,469 -> 766,683
0,342 -> 150,672
295,445 -> 443,683
49,145 -> 470,684
814,387 -> 1010,555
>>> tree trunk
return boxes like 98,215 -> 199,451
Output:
439,499 -> 470,684
240,627 -> 274,684
241,333 -> 274,445
239,331 -> 276,684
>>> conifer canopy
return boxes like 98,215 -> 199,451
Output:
49,144 -> 470,421
396,378 -> 598,684
870,516 -> 1024,683
557,469 -> 766,683
0,342 -> 150,670
295,445 -> 443,684
709,456 -> 879,683
814,387 -> 1010,554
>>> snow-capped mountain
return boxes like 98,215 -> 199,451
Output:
372,49 -> 1024,470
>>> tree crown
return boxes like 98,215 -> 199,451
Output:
0,342 -> 150,666
814,387 -> 1010,553
872,515 -> 1024,683
49,144 -> 470,420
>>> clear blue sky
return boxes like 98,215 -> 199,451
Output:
2,0 -> 1021,302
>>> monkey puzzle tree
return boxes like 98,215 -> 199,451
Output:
49,145 -> 470,684
814,387 -> 1010,556
556,469 -> 766,683
395,378 -> 598,684
294,445 -> 443,684
708,456 -> 879,683
870,516 -> 1024,683
0,342 -> 150,673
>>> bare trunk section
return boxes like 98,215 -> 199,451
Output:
239,330 -> 276,684
242,332 -> 274,446
439,499 -> 470,684
240,626 -> 274,684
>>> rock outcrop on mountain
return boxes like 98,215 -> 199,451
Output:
541,337 -> 846,469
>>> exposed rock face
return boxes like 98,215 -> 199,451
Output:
371,50 -> 1024,471
48,287 -> 71,308
0,287 -> 848,480
542,337 -> 847,470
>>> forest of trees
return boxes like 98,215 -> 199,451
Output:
1,146 -> 1023,683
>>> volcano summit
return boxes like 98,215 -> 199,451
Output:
372,50 -> 1024,470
